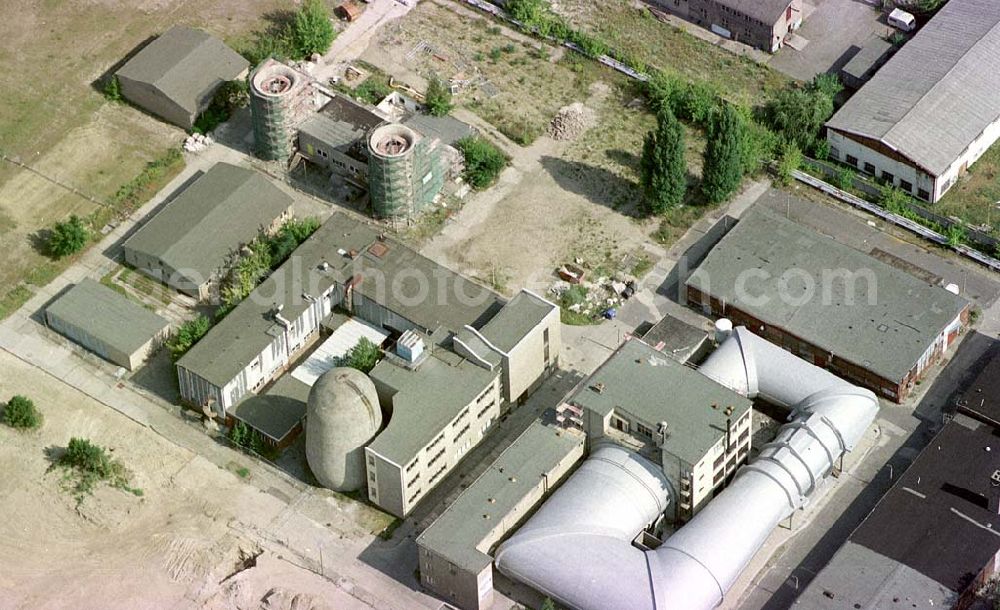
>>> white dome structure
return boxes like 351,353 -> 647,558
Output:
306,367 -> 382,492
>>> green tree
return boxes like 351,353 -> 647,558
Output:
47,215 -> 90,258
701,105 -> 747,204
3,395 -> 42,430
776,141 -> 803,185
455,136 -> 509,189
539,598 -> 557,610
166,315 -> 212,360
339,337 -> 381,373
103,75 -> 122,102
762,75 -> 841,155
506,0 -> 548,25
424,76 -> 453,117
292,0 -> 336,58
640,107 -> 687,215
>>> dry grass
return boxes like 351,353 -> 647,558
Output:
0,0 -> 288,317
936,143 -> 1000,233
550,0 -> 790,106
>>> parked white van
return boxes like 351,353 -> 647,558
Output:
888,8 -> 917,31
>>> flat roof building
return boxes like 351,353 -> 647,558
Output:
417,422 -> 585,610
176,212 -> 501,415
839,37 -> 894,90
826,0 -> 1000,202
568,338 -> 753,520
231,374 -> 310,448
115,25 -> 248,130
45,279 -> 170,370
123,163 -> 294,299
649,0 -> 803,52
297,94 -> 385,178
796,415 -> 1000,609
686,206 -> 969,402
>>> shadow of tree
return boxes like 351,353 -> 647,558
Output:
539,155 -> 644,218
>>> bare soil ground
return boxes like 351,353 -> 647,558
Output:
0,350 -> 390,610
0,0 -> 287,316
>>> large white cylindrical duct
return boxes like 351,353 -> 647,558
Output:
496,327 -> 879,610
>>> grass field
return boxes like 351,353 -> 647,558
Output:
0,0 -> 290,319
550,0 -> 790,106
936,142 -> 1000,234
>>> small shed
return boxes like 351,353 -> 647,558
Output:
840,37 -> 894,90
336,1 -> 364,22
45,279 -> 170,370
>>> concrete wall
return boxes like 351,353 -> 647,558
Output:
297,131 -> 369,178
500,305 -> 561,407
122,247 -> 212,299
368,374 -> 502,517
117,75 -> 197,130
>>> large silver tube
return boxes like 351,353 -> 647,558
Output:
496,328 -> 879,610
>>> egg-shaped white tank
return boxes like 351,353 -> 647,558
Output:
306,367 -> 382,492
714,318 -> 734,344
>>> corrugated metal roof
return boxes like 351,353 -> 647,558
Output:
46,279 -> 169,357
290,318 -> 389,386
115,25 -> 248,116
826,0 -> 1000,176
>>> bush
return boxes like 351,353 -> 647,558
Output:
456,136 -> 509,189
194,79 -> 249,134
880,183 -> 911,214
47,215 -> 90,258
58,437 -> 132,498
946,224 -> 967,247
640,107 -> 687,215
167,315 -> 212,361
761,75 -> 840,155
3,395 -> 42,430
836,167 -> 856,191
353,75 -> 393,105
103,75 -> 122,102
292,0 -> 336,57
507,0 -> 548,24
701,104 -> 747,204
424,76 -> 453,117
339,337 -> 382,373
776,142 -> 803,185
229,421 -> 275,458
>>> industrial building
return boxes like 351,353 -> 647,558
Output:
494,326 -> 880,610
567,338 -> 753,521
826,0 -> 1000,202
650,0 -> 803,52
45,279 -> 170,371
366,341 -> 503,517
686,207 -> 969,402
796,414 -> 1000,609
297,94 -> 385,178
416,422 -> 585,610
250,59 -> 325,162
114,25 -> 249,130
175,212 -> 502,415
122,162 -> 294,299
231,375 -> 310,449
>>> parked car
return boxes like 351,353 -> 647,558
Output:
888,8 -> 916,32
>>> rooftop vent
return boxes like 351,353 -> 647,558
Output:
397,330 -> 425,362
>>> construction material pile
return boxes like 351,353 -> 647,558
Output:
548,102 -> 593,141
183,133 -> 214,152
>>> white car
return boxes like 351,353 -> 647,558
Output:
888,8 -> 916,32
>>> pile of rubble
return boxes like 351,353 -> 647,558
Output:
183,132 -> 214,153
548,102 -> 594,141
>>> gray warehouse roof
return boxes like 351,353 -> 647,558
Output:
231,375 -> 309,443
416,422 -> 584,575
570,339 -> 751,465
299,95 -> 384,155
826,0 -> 1000,176
115,25 -> 248,117
177,212 -> 501,388
368,348 -> 499,465
46,279 -> 169,357
713,0 -> 795,23
796,416 -> 1000,608
686,207 -> 969,383
479,290 -> 556,353
123,163 -> 293,288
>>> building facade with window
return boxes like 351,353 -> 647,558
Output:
826,0 -> 1000,203
568,338 -> 753,521
651,0 -> 803,52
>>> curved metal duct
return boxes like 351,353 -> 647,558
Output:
496,327 -> 879,610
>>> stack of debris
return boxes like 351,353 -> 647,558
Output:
183,133 -> 214,152
548,102 -> 593,141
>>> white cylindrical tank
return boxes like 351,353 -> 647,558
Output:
945,283 -> 960,295
714,318 -> 734,344
306,367 -> 382,492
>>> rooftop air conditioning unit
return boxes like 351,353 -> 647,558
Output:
397,330 -> 425,362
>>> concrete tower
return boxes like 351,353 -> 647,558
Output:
249,59 -> 315,162
306,367 -> 383,492
367,123 -> 444,219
